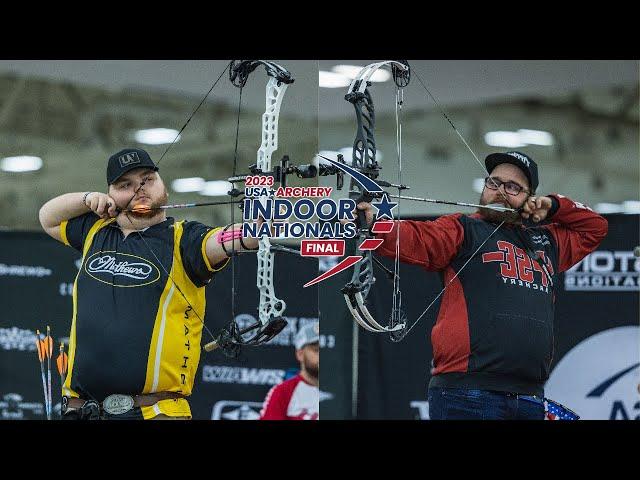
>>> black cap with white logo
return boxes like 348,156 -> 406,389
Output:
107,148 -> 159,185
485,151 -> 538,193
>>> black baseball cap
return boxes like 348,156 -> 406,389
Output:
485,151 -> 538,193
107,148 -> 159,185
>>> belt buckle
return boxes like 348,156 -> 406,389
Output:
102,394 -> 135,415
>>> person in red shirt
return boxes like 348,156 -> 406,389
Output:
259,322 -> 319,420
357,151 -> 608,420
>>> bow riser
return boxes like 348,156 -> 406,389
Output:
255,75 -> 290,330
341,61 -> 411,335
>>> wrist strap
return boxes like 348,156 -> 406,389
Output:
82,192 -> 92,207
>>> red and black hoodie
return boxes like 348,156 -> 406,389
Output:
376,194 -> 608,397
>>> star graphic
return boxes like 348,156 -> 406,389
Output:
371,193 -> 397,220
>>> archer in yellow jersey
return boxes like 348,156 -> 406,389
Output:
39,148 -> 255,419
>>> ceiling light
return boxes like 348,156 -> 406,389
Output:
134,128 -> 180,145
172,177 -> 205,193
622,201 -> 640,214
332,65 -> 391,82
200,180 -> 233,197
319,71 -> 351,88
518,129 -> 554,146
0,156 -> 43,172
484,131 -> 526,148
594,203 -> 625,214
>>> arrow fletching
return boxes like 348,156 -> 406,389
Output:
57,343 -> 68,376
35,330 -> 45,362
45,326 -> 53,359
130,204 -> 152,214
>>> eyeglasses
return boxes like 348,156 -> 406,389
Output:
484,176 -> 529,196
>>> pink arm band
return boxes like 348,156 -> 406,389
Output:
216,228 -> 243,244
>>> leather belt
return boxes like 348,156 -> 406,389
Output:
64,392 -> 185,415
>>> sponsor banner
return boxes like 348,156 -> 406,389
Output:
565,250 -> 639,291
319,390 -> 334,402
211,400 -> 263,420
410,401 -> 430,420
0,264 -> 52,277
0,393 -> 50,420
0,328 -> 38,352
202,366 -> 286,386
545,326 -> 640,420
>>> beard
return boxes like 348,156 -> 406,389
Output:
477,192 -> 522,224
303,360 -> 319,380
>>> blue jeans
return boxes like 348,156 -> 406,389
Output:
428,388 -> 545,420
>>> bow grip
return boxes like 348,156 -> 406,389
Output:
353,191 -> 375,230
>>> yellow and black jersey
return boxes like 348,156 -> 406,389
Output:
59,212 -> 228,418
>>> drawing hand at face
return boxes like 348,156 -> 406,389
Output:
521,196 -> 553,223
85,192 -> 119,219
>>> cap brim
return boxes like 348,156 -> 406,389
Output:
485,153 -> 532,188
109,165 -> 159,185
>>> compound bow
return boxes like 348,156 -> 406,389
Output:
120,60 -> 315,357
335,60 -> 526,342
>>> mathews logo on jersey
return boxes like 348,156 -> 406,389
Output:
84,251 -> 160,287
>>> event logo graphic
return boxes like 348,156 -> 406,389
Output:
564,250 -> 639,291
301,157 -> 397,287
241,174 -> 356,242
240,159 -> 396,287
211,401 -> 263,420
545,326 -> 640,420
84,251 -> 160,287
